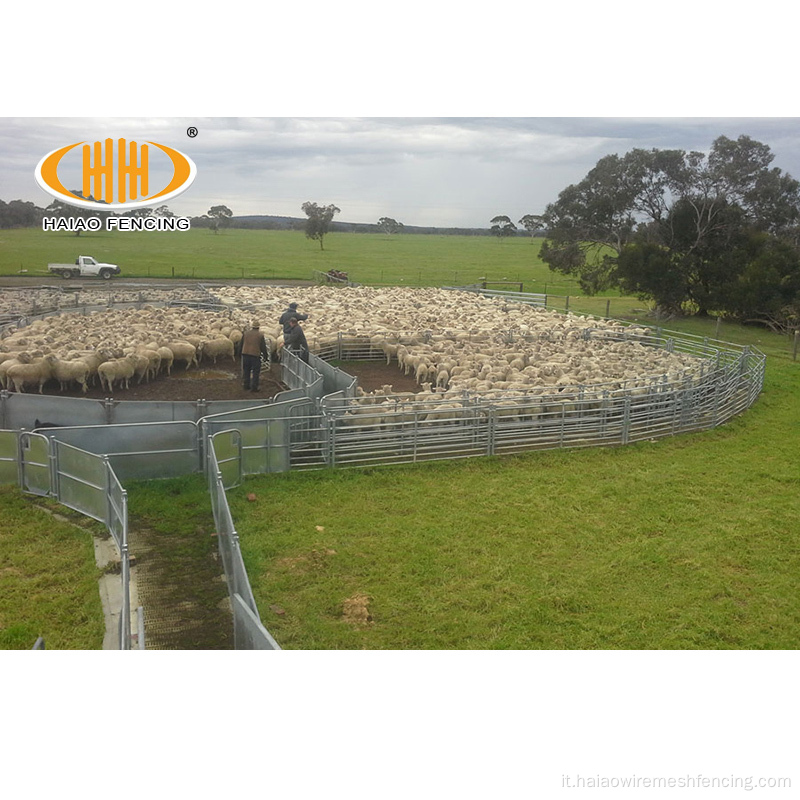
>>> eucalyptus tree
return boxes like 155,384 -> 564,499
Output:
518,213 -> 546,241
378,216 -> 403,235
302,201 -> 341,250
490,215 -> 517,239
540,135 -> 800,320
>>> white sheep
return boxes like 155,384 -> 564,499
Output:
97,354 -> 138,393
50,356 -> 91,393
7,355 -> 56,394
200,337 -> 235,365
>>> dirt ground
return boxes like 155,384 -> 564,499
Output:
36,357 -> 422,402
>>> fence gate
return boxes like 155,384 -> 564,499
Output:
19,432 -> 51,496
211,429 -> 243,489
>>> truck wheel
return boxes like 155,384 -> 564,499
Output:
61,269 -> 72,279
99,269 -> 112,280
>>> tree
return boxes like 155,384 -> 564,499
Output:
120,204 -> 176,220
45,192 -> 111,236
0,199 -> 43,228
378,216 -> 403,235
490,215 -> 517,239
206,204 -> 232,234
302,202 -> 340,250
518,213 -> 545,242
540,135 -> 800,318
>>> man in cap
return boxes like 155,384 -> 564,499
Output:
279,301 -> 309,335
283,316 -> 310,363
238,320 -> 269,391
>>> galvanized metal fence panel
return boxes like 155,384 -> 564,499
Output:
1,390 -> 268,432
211,429 -> 242,490
54,440 -> 108,525
232,594 -> 281,650
1,392 -> 110,431
443,285 -> 547,307
310,354 -> 358,396
0,429 -> 18,485
19,432 -> 52,496
39,421 -> 200,481
201,398 -> 310,476
206,436 -> 281,650
9,430 -> 133,648
106,461 -> 128,552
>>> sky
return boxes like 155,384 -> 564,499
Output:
4,116 -> 800,229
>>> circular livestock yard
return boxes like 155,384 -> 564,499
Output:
0,282 -> 762,444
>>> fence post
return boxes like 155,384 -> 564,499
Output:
794,330 -> 799,361
621,397 -> 631,445
49,437 -> 59,499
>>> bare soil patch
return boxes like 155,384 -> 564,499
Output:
342,594 -> 373,625
330,360 -> 420,394
33,359 -> 418,403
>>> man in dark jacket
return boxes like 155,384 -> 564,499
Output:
238,321 -> 269,391
283,316 -> 309,363
279,302 -> 309,334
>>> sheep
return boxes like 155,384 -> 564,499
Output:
127,352 -> 151,385
0,285 -> 709,401
7,355 -> 56,394
0,352 -> 32,389
97,354 -> 138,393
167,341 -> 199,370
49,355 -> 91,393
156,346 -> 174,375
199,337 -> 235,365
135,347 -> 162,381
422,402 -> 464,425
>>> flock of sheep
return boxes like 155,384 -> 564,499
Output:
0,284 -> 707,404
207,285 -> 704,395
0,285 -> 209,321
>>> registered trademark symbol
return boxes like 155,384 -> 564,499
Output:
187,127 -> 198,138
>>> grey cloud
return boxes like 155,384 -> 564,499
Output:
4,117 -> 800,227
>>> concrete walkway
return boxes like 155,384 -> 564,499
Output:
94,535 -> 141,650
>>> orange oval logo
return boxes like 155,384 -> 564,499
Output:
35,138 -> 197,210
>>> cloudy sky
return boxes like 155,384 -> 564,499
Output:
5,116 -> 800,229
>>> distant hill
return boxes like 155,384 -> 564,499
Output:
210,214 -> 521,237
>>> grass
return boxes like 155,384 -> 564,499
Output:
1,227 -> 591,294
222,329 -> 799,649
1,227 -> 798,649
0,487 -> 105,649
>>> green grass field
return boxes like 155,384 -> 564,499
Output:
0,488 -> 105,649
1,227 -> 588,295
1,227 -> 798,649
225,335 -> 799,649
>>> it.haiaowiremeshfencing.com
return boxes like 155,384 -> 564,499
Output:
561,774 -> 792,791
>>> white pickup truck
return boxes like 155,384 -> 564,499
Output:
47,255 -> 121,280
